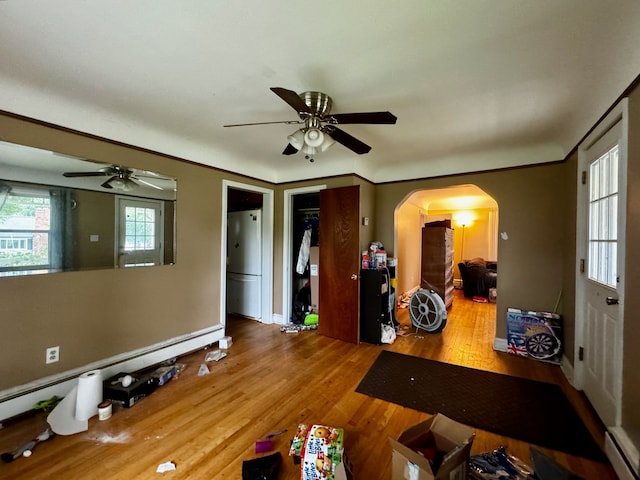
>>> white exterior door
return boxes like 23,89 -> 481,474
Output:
116,197 -> 163,267
576,100 -> 627,427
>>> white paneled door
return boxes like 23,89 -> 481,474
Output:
577,101 -> 627,428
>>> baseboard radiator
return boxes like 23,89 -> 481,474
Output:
0,325 -> 225,422
606,428 -> 640,479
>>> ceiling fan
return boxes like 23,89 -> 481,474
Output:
62,165 -> 167,191
224,87 -> 397,159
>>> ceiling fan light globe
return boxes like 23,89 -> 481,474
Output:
111,179 -> 126,190
304,128 -> 324,148
301,144 -> 318,155
287,129 -> 305,150
319,136 -> 335,152
121,180 -> 135,192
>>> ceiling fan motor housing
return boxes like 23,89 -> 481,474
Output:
299,91 -> 332,117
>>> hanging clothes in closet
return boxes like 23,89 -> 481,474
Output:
295,214 -> 319,274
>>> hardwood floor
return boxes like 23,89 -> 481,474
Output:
0,290 -> 616,479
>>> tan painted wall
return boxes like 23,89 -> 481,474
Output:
375,164 -> 568,341
72,189 -> 116,269
396,201 -> 422,295
0,113 -> 265,391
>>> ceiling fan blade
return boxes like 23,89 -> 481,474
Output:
101,176 -> 116,189
328,112 -> 397,125
282,143 -> 299,155
224,119 -> 303,127
325,127 -> 371,154
270,87 -> 312,115
135,177 -> 163,190
63,171 -> 109,177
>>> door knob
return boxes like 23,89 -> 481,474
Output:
606,296 -> 619,305
351,273 -> 358,280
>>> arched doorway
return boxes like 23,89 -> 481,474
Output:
394,184 -> 498,304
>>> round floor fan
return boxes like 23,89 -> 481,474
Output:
409,289 -> 447,333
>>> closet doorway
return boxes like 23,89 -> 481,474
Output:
282,185 -> 326,325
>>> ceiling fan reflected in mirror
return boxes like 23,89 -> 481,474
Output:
224,87 -> 397,160
62,165 -> 168,191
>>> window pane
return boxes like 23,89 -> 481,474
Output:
588,144 -> 619,288
0,191 -> 51,271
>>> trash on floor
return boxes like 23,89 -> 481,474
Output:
204,349 -> 227,362
280,324 -> 318,333
1,428 -> 54,463
242,452 -> 281,480
156,461 -> 176,473
255,429 -> 288,453
197,363 -> 210,376
219,335 -> 233,349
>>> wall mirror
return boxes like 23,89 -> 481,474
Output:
0,140 -> 176,277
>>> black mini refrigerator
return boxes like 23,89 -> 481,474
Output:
360,268 -> 393,344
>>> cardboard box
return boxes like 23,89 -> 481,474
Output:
506,308 -> 563,365
390,413 -> 475,480
103,372 -> 157,408
289,423 -> 352,480
219,336 -> 233,349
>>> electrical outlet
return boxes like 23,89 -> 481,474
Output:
46,346 -> 60,364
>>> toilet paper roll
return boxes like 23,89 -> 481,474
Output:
47,386 -> 88,435
74,369 -> 103,421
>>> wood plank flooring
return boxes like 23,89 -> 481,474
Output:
0,290 -> 616,479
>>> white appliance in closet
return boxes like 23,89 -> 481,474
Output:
227,209 -> 262,319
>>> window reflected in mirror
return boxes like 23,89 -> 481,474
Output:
0,141 -> 176,277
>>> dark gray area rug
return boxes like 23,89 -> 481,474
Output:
355,350 -> 608,462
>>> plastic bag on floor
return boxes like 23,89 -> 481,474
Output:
381,323 -> 396,344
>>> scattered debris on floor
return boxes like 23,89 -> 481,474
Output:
204,349 -> 227,362
280,324 -> 318,333
156,461 -> 176,473
1,428 -> 54,463
242,452 -> 281,480
255,428 -> 287,453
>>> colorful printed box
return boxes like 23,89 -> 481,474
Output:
507,308 -> 563,365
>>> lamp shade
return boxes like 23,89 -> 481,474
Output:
287,129 -> 305,150
287,127 -> 335,156
304,128 -> 325,148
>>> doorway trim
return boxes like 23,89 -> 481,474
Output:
281,184 -> 326,325
221,180 -> 274,325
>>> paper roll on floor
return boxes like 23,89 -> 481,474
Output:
47,369 -> 103,435
75,369 -> 103,421
47,386 -> 88,435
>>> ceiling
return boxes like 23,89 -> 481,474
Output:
1,1 -> 639,185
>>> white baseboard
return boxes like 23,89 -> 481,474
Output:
493,337 -> 508,352
606,428 -> 640,479
0,325 -> 225,422
272,313 -> 284,325
560,354 -> 574,385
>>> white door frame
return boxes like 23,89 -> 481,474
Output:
221,180 -> 274,325
574,98 -> 627,427
281,184 -> 326,325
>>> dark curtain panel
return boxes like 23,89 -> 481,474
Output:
49,188 -> 74,271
